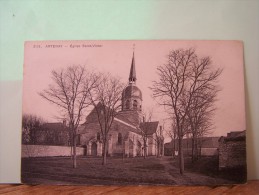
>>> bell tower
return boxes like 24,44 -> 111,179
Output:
120,49 -> 143,126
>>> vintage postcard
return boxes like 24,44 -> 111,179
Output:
22,40 -> 246,185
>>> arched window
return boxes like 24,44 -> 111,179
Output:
133,100 -> 138,110
97,132 -> 100,141
126,100 -> 130,109
118,133 -> 122,145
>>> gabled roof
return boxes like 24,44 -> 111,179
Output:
84,102 -> 137,128
139,121 -> 159,135
82,102 -> 160,135
115,113 -> 136,126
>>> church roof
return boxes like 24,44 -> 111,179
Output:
139,121 -> 159,135
81,102 -> 138,132
129,51 -> 136,82
115,113 -> 136,126
122,49 -> 142,101
122,84 -> 142,100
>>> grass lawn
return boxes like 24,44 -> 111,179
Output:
21,156 -> 240,185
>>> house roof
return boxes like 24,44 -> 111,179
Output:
164,136 -> 220,149
139,121 -> 159,135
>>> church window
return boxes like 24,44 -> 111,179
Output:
97,132 -> 100,141
133,100 -> 138,110
118,133 -> 122,145
126,100 -> 130,109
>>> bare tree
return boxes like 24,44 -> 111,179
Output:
22,114 -> 44,144
89,73 -> 124,165
187,87 -> 217,161
39,65 -> 99,168
151,48 -> 222,174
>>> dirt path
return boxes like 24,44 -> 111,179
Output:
158,157 -> 233,185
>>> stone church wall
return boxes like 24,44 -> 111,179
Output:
79,118 -> 143,157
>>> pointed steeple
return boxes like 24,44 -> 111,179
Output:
129,50 -> 136,84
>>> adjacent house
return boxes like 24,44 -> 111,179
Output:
164,137 -> 220,157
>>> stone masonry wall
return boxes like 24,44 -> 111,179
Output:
219,140 -> 246,169
80,119 -> 143,157
22,145 -> 85,158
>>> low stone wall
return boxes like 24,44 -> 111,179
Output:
201,148 -> 218,156
22,145 -> 85,158
182,148 -> 218,156
219,140 -> 246,169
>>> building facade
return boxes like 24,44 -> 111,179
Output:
164,137 -> 220,157
79,51 -> 164,157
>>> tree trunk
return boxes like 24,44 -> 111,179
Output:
70,145 -> 73,160
198,138 -> 202,159
144,142 -> 147,159
191,137 -> 194,162
73,135 -> 77,168
194,137 -> 198,161
102,140 -> 107,165
178,137 -> 184,174
157,141 -> 160,158
161,140 -> 164,156
172,139 -> 175,158
122,140 -> 127,161
192,134 -> 198,162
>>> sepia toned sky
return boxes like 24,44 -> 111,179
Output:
23,40 -> 246,140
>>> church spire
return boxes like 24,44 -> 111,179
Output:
129,46 -> 136,84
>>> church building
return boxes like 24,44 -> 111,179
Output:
79,51 -> 164,157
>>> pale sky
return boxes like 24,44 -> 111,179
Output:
23,40 -> 246,141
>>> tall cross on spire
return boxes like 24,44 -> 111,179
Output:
129,44 -> 136,84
